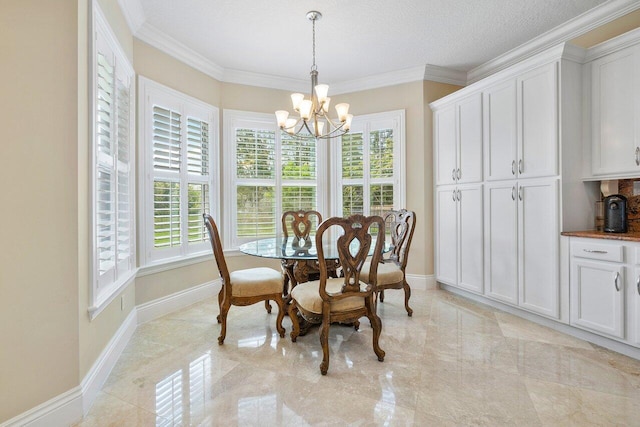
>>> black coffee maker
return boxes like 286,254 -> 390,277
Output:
604,194 -> 627,233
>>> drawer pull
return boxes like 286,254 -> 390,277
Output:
636,147 -> 640,166
637,276 -> 640,296
614,272 -> 620,292
582,249 -> 608,254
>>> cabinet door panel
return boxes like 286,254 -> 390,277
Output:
518,180 -> 559,318
570,260 -> 624,339
518,63 -> 558,178
485,182 -> 518,304
458,93 -> 483,183
435,107 -> 457,185
458,186 -> 483,293
591,49 -> 638,175
436,187 -> 458,285
633,267 -> 640,347
484,81 -> 517,181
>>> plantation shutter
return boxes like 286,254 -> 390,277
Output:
235,128 -> 276,240
96,49 -> 116,284
186,116 -> 211,249
152,106 -> 182,253
116,72 -> 133,276
369,128 -> 395,217
281,133 -> 317,215
341,132 -> 365,216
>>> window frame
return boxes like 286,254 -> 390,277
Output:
331,110 -> 406,217
89,1 -> 137,319
223,110 -> 328,249
138,76 -> 220,267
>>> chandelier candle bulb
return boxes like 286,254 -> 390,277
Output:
314,84 -> 329,103
291,93 -> 304,111
335,103 -> 350,122
275,110 -> 289,127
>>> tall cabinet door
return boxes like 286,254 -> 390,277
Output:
517,63 -> 558,179
484,80 -> 517,181
458,185 -> 483,293
484,181 -> 518,304
518,179 -> 559,318
633,266 -> 640,347
436,187 -> 458,285
458,93 -> 483,183
435,107 -> 457,185
570,260 -> 625,339
591,47 -> 639,175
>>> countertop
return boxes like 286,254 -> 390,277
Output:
561,230 -> 640,242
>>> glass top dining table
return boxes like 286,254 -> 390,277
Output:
238,236 -> 388,260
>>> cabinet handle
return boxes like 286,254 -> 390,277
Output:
511,186 -> 516,200
637,275 -> 640,295
518,159 -> 523,174
518,186 -> 523,201
452,190 -> 456,202
512,160 -> 516,175
636,147 -> 640,166
457,168 -> 461,180
582,249 -> 608,254
614,272 -> 620,292
457,189 -> 461,201
452,168 -> 456,181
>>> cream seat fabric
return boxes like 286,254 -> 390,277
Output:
290,278 -> 366,314
361,261 -> 404,285
230,268 -> 283,297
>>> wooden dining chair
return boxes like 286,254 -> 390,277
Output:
282,209 -> 322,240
203,213 -> 286,344
361,209 -> 416,316
288,214 -> 386,375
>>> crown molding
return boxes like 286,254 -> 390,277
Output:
585,26 -> 640,62
135,22 -> 225,80
117,0 -> 146,33
423,65 -> 467,86
222,69 -> 308,92
330,66 -> 427,95
467,0 -> 640,83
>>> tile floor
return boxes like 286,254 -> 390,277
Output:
75,288 -> 640,426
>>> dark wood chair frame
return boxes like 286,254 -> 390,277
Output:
378,209 -> 416,316
289,214 -> 386,375
203,213 -> 285,344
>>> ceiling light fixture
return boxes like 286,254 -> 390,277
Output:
275,11 -> 353,140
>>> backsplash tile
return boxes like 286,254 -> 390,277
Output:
618,178 -> 640,232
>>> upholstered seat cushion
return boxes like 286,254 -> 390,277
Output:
229,267 -> 283,297
361,261 -> 404,285
290,278 -> 366,314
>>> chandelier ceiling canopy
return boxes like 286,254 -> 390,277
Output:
275,11 -> 353,140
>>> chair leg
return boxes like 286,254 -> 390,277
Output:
366,296 -> 385,362
403,281 -> 413,317
218,300 -> 231,345
265,300 -> 272,313
379,289 -> 385,302
216,287 -> 224,323
319,310 -> 331,375
288,301 -> 300,342
273,296 -> 286,338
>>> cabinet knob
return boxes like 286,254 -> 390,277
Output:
614,272 -> 620,292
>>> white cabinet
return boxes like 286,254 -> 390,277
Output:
435,92 -> 483,186
569,240 -> 625,339
485,179 -> 559,318
590,45 -> 640,177
435,185 -> 484,294
633,266 -> 640,346
484,63 -> 558,181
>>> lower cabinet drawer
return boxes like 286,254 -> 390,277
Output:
571,240 -> 624,263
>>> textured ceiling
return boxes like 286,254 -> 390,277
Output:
132,0 -> 609,84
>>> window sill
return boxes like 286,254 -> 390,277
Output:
88,268 -> 138,321
137,252 -> 215,277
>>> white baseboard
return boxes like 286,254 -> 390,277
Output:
81,308 -> 138,415
406,274 -> 436,290
136,280 -> 220,325
0,386 -> 82,427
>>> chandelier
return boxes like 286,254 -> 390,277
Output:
275,11 -> 353,140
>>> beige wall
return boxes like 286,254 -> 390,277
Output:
0,0 -> 80,420
571,9 -> 640,48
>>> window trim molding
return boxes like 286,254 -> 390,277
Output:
89,0 -> 136,318
137,76 -> 220,268
330,109 -> 406,217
